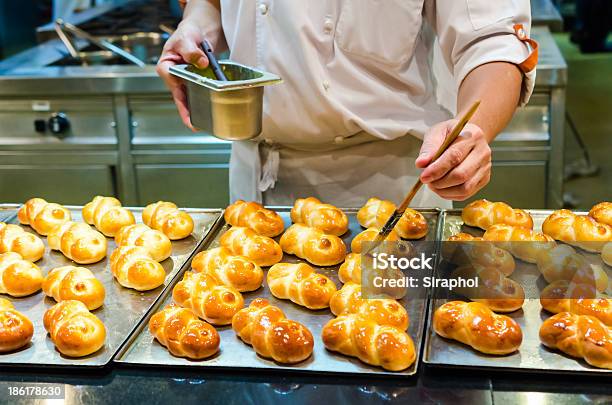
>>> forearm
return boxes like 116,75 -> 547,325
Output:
182,0 -> 227,52
457,62 -> 523,142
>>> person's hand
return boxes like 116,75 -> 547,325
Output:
156,20 -> 209,130
415,120 -> 492,201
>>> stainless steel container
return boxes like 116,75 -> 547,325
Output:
169,61 -> 281,141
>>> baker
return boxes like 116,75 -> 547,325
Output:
158,0 -> 537,208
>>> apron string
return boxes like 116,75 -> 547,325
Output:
258,143 -> 280,192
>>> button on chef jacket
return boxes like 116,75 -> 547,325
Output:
202,0 -> 536,207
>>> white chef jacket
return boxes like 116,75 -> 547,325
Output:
197,0 -> 536,207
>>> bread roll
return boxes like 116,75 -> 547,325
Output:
17,198 -> 71,236
0,252 -> 43,297
82,196 -> 135,237
110,246 -> 166,291
603,242 -> 612,267
357,197 -> 428,239
43,300 -> 106,357
290,197 -> 348,236
232,298 -> 313,363
537,245 -> 608,292
267,263 -> 337,309
483,224 -> 555,263
191,247 -> 263,292
220,227 -> 283,267
433,301 -> 522,355
224,200 -> 284,237
339,253 -> 362,284
350,227 -> 399,254
43,266 -> 105,310
0,298 -> 33,352
542,209 -> 612,253
540,280 -> 611,326
462,199 -> 533,230
115,224 -> 172,262
322,314 -> 416,371
589,202 -> 612,226
48,221 -> 107,264
446,233 -> 515,276
149,304 -> 220,360
539,312 -> 612,369
279,224 -> 346,266
0,223 -> 44,262
142,201 -> 194,240
329,282 -> 409,330
173,271 -> 243,325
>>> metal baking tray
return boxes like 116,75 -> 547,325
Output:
424,209 -> 611,374
0,205 -> 222,368
115,208 -> 442,376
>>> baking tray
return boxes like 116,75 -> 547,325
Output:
0,205 -> 222,368
115,207 -> 442,376
424,209 -> 611,374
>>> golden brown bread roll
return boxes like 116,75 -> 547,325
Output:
173,271 -> 244,325
191,247 -> 263,292
446,233 -> 516,276
433,301 -> 522,355
329,282 -> 409,330
461,199 -> 533,230
542,209 -> 612,253
322,314 -> 416,371
539,312 -> 612,369
224,200 -> 284,237
350,227 -> 399,254
114,224 -> 172,262
82,196 -> 135,237
267,263 -> 337,309
290,197 -> 348,236
0,298 -> 33,352
0,223 -> 44,262
43,300 -> 106,357
110,246 -> 166,291
232,298 -> 314,363
339,253 -> 362,284
603,242 -> 612,267
48,221 -> 107,264
142,201 -> 194,240
17,198 -> 71,236
589,202 -> 612,227
149,304 -> 220,360
539,280 -> 611,326
357,197 -> 428,239
219,226 -> 283,267
279,224 -> 346,266
0,252 -> 43,297
483,223 -> 555,263
43,266 -> 105,310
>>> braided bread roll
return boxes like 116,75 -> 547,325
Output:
589,202 -> 612,226
82,196 -> 135,237
232,298 -> 313,363
267,263 -> 337,309
452,265 -> 525,313
290,197 -> 349,236
539,312 -> 612,369
48,221 -> 107,264
604,242 -> 612,267
433,301 -> 522,355
43,300 -> 105,357
0,252 -> 43,297
446,233 -> 515,276
173,271 -> 244,325
220,226 -> 283,267
536,245 -> 608,292
462,199 -> 533,230
542,210 -> 612,253
149,304 -> 220,359
357,197 -> 428,239
115,224 -> 172,262
17,198 -> 71,236
225,200 -> 284,237
350,227 -> 399,254
279,224 -> 346,266
483,224 -> 555,263
191,247 -> 263,292
322,314 -> 416,371
0,298 -> 33,352
142,201 -> 194,240
339,253 -> 362,284
539,281 -> 611,326
110,246 -> 166,291
43,266 -> 105,310
329,282 -> 409,330
0,222 -> 44,262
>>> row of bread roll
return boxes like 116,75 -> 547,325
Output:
0,223 -> 44,262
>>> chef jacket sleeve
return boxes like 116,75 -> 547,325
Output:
424,0 -> 537,106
